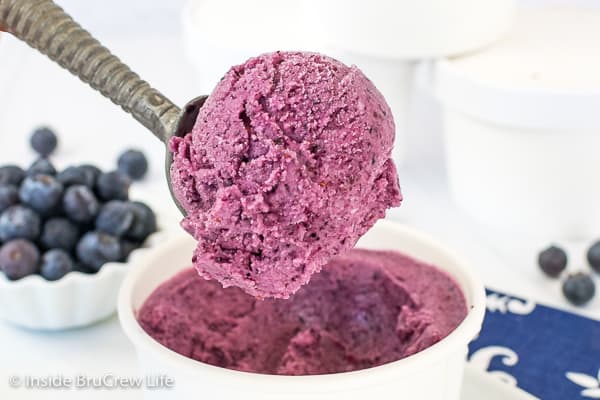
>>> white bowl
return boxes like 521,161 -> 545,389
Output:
119,220 -> 485,400
306,0 -> 515,59
0,231 -> 165,331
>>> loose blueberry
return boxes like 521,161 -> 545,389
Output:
76,231 -> 122,271
63,185 -> 100,224
19,174 -> 63,215
30,126 -> 58,157
0,185 -> 18,213
40,218 -> 79,251
538,245 -> 567,278
0,239 -> 39,280
96,171 -> 130,201
587,241 -> 600,274
0,205 -> 41,241
57,166 -> 95,188
117,149 -> 148,180
27,158 -> 56,177
0,165 -> 25,186
40,249 -> 74,281
95,201 -> 134,237
125,201 -> 157,242
562,272 -> 595,306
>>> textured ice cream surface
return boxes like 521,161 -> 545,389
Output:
138,248 -> 467,375
170,51 -> 401,298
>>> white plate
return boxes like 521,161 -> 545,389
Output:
461,365 -> 539,400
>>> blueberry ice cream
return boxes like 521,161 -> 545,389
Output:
138,249 -> 467,375
170,51 -> 402,299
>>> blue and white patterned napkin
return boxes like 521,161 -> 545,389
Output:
468,289 -> 600,399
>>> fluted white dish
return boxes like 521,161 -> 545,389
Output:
0,230 -> 166,331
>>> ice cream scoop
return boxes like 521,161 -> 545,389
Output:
1,0 -> 402,299
0,0 -> 198,214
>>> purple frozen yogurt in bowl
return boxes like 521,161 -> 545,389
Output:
119,220 -> 485,399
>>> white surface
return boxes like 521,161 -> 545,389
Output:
119,222 -> 485,399
462,366 -> 538,400
0,1 -> 598,399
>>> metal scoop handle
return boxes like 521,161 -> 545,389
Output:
0,0 -> 180,142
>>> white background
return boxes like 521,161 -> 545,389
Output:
0,0 -> 598,399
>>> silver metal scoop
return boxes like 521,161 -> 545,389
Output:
0,0 -> 204,215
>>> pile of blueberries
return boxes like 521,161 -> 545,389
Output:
0,127 -> 156,281
538,242 -> 599,306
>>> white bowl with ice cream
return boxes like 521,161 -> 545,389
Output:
118,220 -> 485,400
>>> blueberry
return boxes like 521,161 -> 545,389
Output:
0,205 -> 41,241
73,263 -> 94,274
0,185 -> 18,213
63,185 -> 100,224
587,241 -> 600,274
76,231 -> 122,271
40,249 -> 74,281
117,149 -> 148,180
19,174 -> 63,215
120,240 -> 139,261
0,165 -> 25,186
125,201 -> 157,242
30,127 -> 58,157
57,166 -> 95,188
95,171 -> 130,201
79,164 -> 102,185
538,245 -> 567,278
562,272 -> 595,306
0,239 -> 39,280
40,218 -> 79,251
95,201 -> 134,237
27,158 -> 56,177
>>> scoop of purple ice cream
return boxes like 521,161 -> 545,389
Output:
170,51 -> 401,298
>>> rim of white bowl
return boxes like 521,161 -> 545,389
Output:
118,220 -> 486,389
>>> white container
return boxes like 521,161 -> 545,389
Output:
0,231 -> 164,330
181,0 -> 514,167
435,5 -> 600,239
119,221 -> 485,400
307,0 -> 515,60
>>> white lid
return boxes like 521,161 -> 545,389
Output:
435,5 -> 600,130
306,0 -> 515,59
